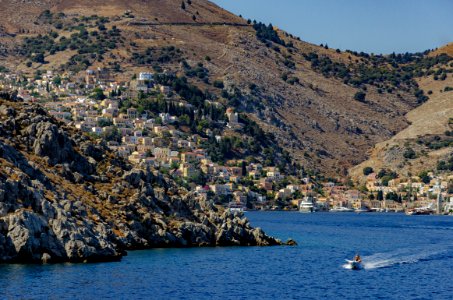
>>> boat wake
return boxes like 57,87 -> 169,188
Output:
344,245 -> 452,270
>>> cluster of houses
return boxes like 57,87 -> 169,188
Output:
1,68 -> 452,213
305,172 -> 453,214
0,68 -> 297,208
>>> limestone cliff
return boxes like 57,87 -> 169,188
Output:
0,94 -> 281,263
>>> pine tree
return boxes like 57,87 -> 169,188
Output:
181,1 -> 186,10
377,190 -> 384,201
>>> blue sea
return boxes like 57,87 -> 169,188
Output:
1,212 -> 453,299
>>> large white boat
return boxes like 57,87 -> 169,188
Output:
228,202 -> 246,213
299,196 -> 317,213
330,206 -> 354,212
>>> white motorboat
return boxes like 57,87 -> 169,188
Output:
228,202 -> 246,213
345,259 -> 363,270
355,207 -> 371,213
330,206 -> 354,212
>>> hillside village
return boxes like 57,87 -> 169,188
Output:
1,67 -> 452,214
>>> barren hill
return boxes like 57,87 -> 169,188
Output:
0,0 -> 450,176
350,71 -> 453,181
432,42 -> 453,57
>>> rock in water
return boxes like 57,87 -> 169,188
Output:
41,253 -> 51,264
285,239 -> 298,246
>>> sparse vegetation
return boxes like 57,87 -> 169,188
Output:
304,50 -> 452,103
21,15 -> 122,71
131,46 -> 182,66
437,156 -> 453,171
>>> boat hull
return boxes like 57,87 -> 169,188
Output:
299,207 -> 315,213
330,207 -> 354,212
345,260 -> 363,270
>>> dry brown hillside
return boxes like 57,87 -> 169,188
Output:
350,71 -> 453,181
0,0 -> 447,176
432,42 -> 453,57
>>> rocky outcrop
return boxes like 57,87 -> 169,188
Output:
0,97 -> 282,264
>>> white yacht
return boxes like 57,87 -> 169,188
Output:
228,202 -> 246,213
355,207 -> 371,213
299,196 -> 317,213
330,206 -> 354,212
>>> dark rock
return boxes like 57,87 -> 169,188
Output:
285,239 -> 298,246
122,169 -> 146,188
0,105 -> 15,117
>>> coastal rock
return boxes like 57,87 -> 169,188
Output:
0,105 -> 15,117
0,96 -> 283,264
6,210 -> 57,262
29,122 -> 74,165
285,239 -> 298,246
122,169 -> 145,188
25,122 -> 94,175
41,252 -> 51,263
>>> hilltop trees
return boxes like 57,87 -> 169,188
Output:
253,22 -> 285,46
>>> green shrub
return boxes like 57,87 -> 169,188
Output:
213,80 -> 224,89
363,167 -> 374,175
354,91 -> 366,102
403,148 -> 416,159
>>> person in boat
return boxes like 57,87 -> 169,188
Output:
354,254 -> 362,263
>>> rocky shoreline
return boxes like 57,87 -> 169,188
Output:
0,95 -> 288,264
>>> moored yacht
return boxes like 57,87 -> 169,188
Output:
355,207 -> 371,213
299,196 -> 317,213
330,206 -> 354,212
228,202 -> 246,213
405,208 -> 433,215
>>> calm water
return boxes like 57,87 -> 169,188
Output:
1,212 -> 453,299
